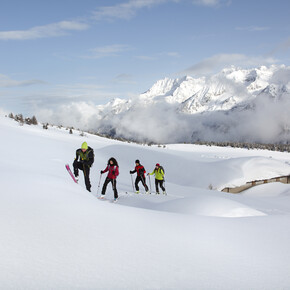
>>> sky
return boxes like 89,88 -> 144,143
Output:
0,0 -> 290,116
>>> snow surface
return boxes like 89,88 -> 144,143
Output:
1,115 -> 290,289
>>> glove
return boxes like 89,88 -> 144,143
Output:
112,170 -> 115,175
130,170 -> 133,174
100,170 -> 103,174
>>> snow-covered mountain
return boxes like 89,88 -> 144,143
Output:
39,65 -> 290,144
97,65 -> 287,114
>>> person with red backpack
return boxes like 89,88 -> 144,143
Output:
100,157 -> 119,201
130,160 -> 150,194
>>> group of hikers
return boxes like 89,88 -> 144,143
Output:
73,142 -> 166,201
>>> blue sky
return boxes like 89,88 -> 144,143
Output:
0,0 -> 290,115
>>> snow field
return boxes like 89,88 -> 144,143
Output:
1,115 -> 290,289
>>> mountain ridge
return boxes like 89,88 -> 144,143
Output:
90,65 -> 289,143
38,65 -> 290,144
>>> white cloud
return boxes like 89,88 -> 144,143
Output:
37,102 -> 100,130
236,26 -> 270,32
135,55 -> 157,61
92,0 -> 228,22
0,21 -> 89,40
183,53 -> 277,75
135,51 -> 180,61
112,74 -> 136,85
166,52 -> 181,58
93,0 -> 172,20
84,44 -> 133,59
192,0 -> 231,7
0,74 -> 46,87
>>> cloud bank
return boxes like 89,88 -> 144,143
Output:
0,21 -> 89,40
37,65 -> 290,144
0,74 -> 46,87
93,0 -> 172,21
183,54 -> 277,76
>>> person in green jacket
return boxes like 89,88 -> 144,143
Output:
148,163 -> 166,194
73,142 -> 94,192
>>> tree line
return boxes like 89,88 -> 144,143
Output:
8,113 -> 38,125
193,141 -> 290,153
6,113 -> 290,153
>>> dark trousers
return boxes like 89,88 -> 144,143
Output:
102,177 -> 118,199
155,179 -> 165,193
73,160 -> 91,191
135,176 -> 149,192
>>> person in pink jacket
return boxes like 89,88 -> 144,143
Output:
100,157 -> 119,200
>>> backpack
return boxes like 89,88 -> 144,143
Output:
139,166 -> 145,175
159,165 -> 165,174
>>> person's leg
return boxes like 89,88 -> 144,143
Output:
73,160 -> 82,177
141,175 -> 149,192
112,179 -> 118,199
83,165 -> 91,192
135,176 -> 141,191
160,180 -> 165,192
101,177 -> 110,195
155,179 -> 159,194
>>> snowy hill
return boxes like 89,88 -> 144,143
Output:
1,115 -> 290,289
39,65 -> 290,144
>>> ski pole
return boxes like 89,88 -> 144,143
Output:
97,173 -> 102,195
148,174 -> 152,192
163,178 -> 167,195
130,174 -> 134,192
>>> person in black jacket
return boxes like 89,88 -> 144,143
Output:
130,160 -> 149,194
73,142 -> 94,192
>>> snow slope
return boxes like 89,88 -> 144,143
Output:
1,115 -> 290,289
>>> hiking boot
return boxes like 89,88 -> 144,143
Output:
135,191 -> 140,194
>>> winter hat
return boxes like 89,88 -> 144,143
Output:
135,159 -> 140,164
81,142 -> 88,150
156,163 -> 160,167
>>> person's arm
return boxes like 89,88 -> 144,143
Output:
149,169 -> 155,175
75,150 -> 80,161
101,165 -> 109,174
85,149 -> 94,166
